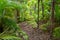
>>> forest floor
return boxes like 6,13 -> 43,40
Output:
19,21 -> 51,40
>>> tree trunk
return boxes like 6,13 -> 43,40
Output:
41,0 -> 44,18
16,9 -> 20,23
49,0 -> 55,40
37,0 -> 40,28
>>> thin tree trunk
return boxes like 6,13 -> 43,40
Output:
41,0 -> 44,18
16,9 -> 20,23
49,0 -> 55,40
37,0 -> 40,28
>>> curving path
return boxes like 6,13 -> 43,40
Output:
19,21 -> 51,40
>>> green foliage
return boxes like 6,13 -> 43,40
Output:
0,0 -> 29,40
53,27 -> 60,39
55,0 -> 60,3
0,35 -> 21,40
19,31 -> 29,40
55,4 -> 60,23
39,21 -> 51,31
27,20 -> 37,28
1,0 -> 60,40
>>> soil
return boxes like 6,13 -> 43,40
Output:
19,21 -> 51,40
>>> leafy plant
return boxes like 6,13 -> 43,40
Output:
27,20 -> 37,28
55,4 -> 60,23
0,0 -> 29,40
39,21 -> 51,31
53,27 -> 60,39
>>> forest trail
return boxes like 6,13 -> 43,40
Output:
19,21 -> 50,40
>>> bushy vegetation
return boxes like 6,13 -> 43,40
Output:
0,0 -> 60,40
53,27 -> 60,39
0,0 -> 28,40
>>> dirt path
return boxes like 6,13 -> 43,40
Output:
19,21 -> 51,40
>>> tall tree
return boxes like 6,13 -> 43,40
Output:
37,0 -> 40,28
50,0 -> 55,40
41,0 -> 44,18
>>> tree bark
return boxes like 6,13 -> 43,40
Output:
41,0 -> 44,18
49,0 -> 55,40
16,9 -> 20,23
37,0 -> 40,28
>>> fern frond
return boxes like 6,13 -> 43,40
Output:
0,35 -> 21,40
